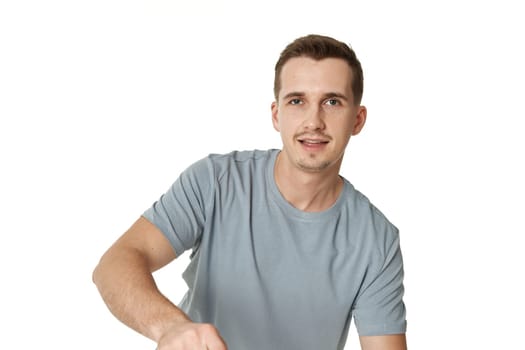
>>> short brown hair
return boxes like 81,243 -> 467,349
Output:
274,34 -> 364,105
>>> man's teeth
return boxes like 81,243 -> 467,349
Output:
303,140 -> 323,144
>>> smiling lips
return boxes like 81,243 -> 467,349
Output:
300,139 -> 328,144
297,135 -> 330,149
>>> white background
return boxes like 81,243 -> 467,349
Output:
1,0 -> 524,348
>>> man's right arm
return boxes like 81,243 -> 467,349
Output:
92,216 -> 227,349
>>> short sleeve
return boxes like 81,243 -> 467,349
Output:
352,230 -> 407,336
142,157 -> 214,257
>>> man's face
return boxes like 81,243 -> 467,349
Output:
271,56 -> 366,174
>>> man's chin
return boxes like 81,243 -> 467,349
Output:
296,160 -> 331,173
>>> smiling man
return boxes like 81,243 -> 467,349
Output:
271,56 -> 367,212
93,34 -> 408,350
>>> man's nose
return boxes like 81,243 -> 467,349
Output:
303,105 -> 325,130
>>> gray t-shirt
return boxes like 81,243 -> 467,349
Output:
143,149 -> 406,349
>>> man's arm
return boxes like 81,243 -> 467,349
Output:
359,334 -> 407,350
92,216 -> 227,349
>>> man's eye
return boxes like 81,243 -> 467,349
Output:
289,99 -> 302,105
325,99 -> 339,106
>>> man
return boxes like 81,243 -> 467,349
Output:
93,34 -> 407,350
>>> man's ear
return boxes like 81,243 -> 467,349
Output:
271,101 -> 280,132
352,105 -> 367,136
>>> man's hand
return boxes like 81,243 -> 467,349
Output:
157,320 -> 228,350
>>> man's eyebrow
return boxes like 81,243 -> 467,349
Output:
282,91 -> 349,101
282,91 -> 305,100
323,92 -> 349,101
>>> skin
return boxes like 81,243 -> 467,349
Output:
92,217 -> 227,349
92,55 -> 406,350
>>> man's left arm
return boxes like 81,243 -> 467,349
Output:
359,334 -> 407,350
352,225 -> 407,348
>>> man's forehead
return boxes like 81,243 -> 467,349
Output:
279,57 -> 353,97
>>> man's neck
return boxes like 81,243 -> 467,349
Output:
273,152 -> 344,212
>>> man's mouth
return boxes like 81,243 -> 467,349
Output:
298,137 -> 330,145
299,139 -> 328,145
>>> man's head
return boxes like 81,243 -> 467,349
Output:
274,34 -> 364,105
271,34 -> 367,175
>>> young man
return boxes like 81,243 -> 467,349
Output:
93,34 -> 407,350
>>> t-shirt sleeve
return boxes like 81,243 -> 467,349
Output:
352,226 -> 407,336
142,157 -> 213,257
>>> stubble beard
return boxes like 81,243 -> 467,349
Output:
296,154 -> 332,173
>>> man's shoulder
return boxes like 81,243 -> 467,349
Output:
207,149 -> 277,163
202,149 -> 278,181
342,181 -> 400,249
344,182 -> 392,220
